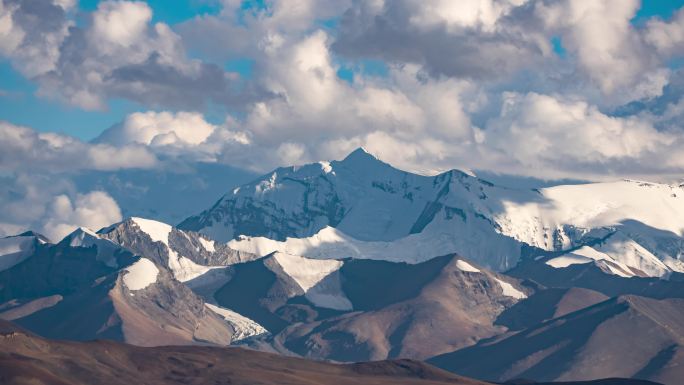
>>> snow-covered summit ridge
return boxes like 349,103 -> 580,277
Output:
0,232 -> 46,272
62,227 -> 124,268
183,148 -> 684,278
130,217 -> 173,245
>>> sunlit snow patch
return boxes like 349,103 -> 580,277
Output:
67,227 -> 122,268
131,217 -> 172,245
319,161 -> 333,174
198,237 -> 215,252
271,252 -> 352,310
455,259 -> 481,272
494,277 -> 526,299
123,258 -> 159,291
273,252 -> 342,291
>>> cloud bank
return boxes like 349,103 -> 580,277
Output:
4,0 -> 684,236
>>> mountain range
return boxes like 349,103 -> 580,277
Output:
2,148 -> 683,384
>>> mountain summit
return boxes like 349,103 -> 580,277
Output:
179,149 -> 684,277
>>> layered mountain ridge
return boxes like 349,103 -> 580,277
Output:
1,148 -> 683,384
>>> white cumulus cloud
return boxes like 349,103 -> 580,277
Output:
41,191 -> 122,241
0,121 -> 157,172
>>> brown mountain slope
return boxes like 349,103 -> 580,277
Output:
0,320 -> 662,385
495,287 -> 609,331
273,255 -> 530,361
0,319 -> 487,385
0,232 -> 239,347
429,296 -> 684,385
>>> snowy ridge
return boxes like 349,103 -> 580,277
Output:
170,255 -> 222,282
123,258 -> 159,291
185,149 -> 684,278
66,227 -> 122,268
230,226 -> 480,265
495,181 -> 684,254
0,234 -> 37,272
455,259 -> 481,273
544,231 -> 672,278
130,217 -> 223,282
131,217 -> 173,245
205,303 -> 268,341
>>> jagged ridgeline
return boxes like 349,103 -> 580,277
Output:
1,148 -> 683,384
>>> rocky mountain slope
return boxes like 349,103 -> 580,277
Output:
273,255 -> 529,361
429,296 -> 684,385
0,217 -> 537,363
0,319 -> 489,385
0,228 -> 246,346
54,216 -> 530,362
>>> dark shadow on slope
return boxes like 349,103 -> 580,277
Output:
429,298 -> 633,382
633,344 -> 678,381
340,254 -> 453,311
15,274 -> 123,342
496,288 -> 609,331
214,260 -> 289,333
507,259 -> 684,299
0,241 -> 135,303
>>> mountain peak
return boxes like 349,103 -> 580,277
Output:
342,147 -> 377,162
61,226 -> 98,242
12,231 -> 51,244
339,147 -> 393,171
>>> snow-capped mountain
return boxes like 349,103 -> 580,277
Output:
96,217 -> 268,341
179,148 -> 684,279
0,228 -> 263,346
99,217 -> 257,281
0,217 -> 534,361
3,148 -> 684,384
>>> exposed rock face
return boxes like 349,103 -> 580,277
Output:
99,218 -> 259,279
0,228 -> 238,347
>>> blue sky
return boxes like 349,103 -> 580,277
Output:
635,0 -> 684,22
